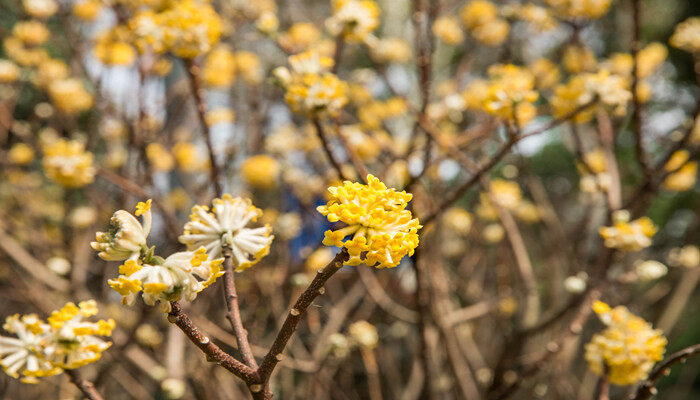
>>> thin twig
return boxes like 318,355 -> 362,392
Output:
630,0 -> 651,180
257,249 -> 350,386
167,301 -> 259,383
222,247 -> 258,368
185,59 -> 223,197
631,344 -> 700,400
312,117 -> 351,181
66,369 -> 104,400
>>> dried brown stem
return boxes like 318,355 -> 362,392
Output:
257,249 -> 350,387
631,344 -> 700,400
630,0 -> 651,180
66,369 -> 104,400
222,247 -> 258,368
167,301 -> 259,383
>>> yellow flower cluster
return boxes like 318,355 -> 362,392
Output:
663,150 -> 698,192
599,210 -> 657,252
368,37 -> 412,64
108,248 -> 225,313
202,47 -> 236,87
278,22 -> 321,53
585,301 -> 666,385
460,0 -> 510,46
546,0 -> 611,20
578,148 -> 612,193
670,17 -> 700,54
506,4 -> 557,31
0,300 -> 113,383
480,64 -> 539,126
73,0 -> 103,21
173,142 -> 208,172
42,138 -> 95,187
433,16 -> 465,46
551,68 -> 632,122
240,155 -> 280,190
0,60 -> 21,83
23,0 -> 58,19
47,78 -> 93,114
12,21 -> 50,46
130,0 -> 223,59
94,26 -> 137,66
146,143 -> 175,172
277,51 -> 349,116
179,195 -> 274,269
318,175 -> 421,268
326,0 -> 380,42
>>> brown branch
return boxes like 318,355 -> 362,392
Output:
185,59 -> 223,197
420,99 -> 597,225
631,343 -> 700,400
167,301 -> 259,383
256,249 -> 350,386
630,0 -> 651,180
222,247 -> 258,368
311,117 -> 351,181
66,369 -> 104,400
596,370 -> 610,400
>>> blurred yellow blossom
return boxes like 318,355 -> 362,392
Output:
202,47 -> 236,87
12,21 -> 50,46
0,60 -> 21,83
42,138 -> 95,187
279,23 -> 321,53
547,0 -> 611,19
670,17 -> 700,54
8,143 -> 35,165
72,0 -> 103,21
146,143 -> 175,172
240,155 -> 280,189
326,0 -> 380,42
23,0 -> 58,19
585,301 -> 666,385
348,320 -> 378,349
662,150 -> 698,192
47,78 -> 93,114
599,210 -> 657,252
433,16 -> 465,46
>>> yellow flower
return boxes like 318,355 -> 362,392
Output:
599,210 -> 657,252
12,20 -> 50,46
202,47 -> 236,87
481,64 -> 539,125
305,247 -> 335,273
205,108 -> 235,126
0,300 -> 113,383
670,17 -> 700,54
442,208 -> 473,235
240,155 -> 280,190
42,138 -> 95,187
348,320 -> 378,349
551,75 -> 596,123
233,51 -> 263,85
284,70 -> 349,116
179,195 -> 274,269
23,0 -> 58,19
73,0 -> 103,21
47,78 -> 93,114
326,0 -> 380,42
0,60 -> 21,83
33,58 -> 69,88
668,245 -> 700,269
108,248 -> 225,313
255,11 -> 279,34
130,0 -> 223,59
94,27 -> 137,66
585,302 -> 666,385
369,37 -> 412,63
317,175 -> 421,268
460,0 -> 499,30
8,143 -> 35,165
512,4 -> 557,31
546,0 -> 611,20
636,42 -> 667,78
146,143 -> 175,172
472,18 -> 510,46
433,16 -> 464,45
528,58 -> 560,90
563,45 -> 597,74
173,142 -> 208,172
279,22 -> 321,53
663,150 -> 698,192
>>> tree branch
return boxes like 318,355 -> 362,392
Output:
66,369 -> 104,400
222,247 -> 258,368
